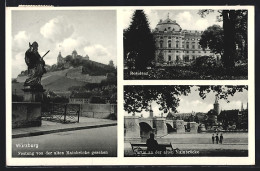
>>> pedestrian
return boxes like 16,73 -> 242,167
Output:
220,133 -> 223,144
146,133 -> 158,155
212,134 -> 215,144
215,134 -> 219,144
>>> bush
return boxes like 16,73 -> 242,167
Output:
192,56 -> 217,70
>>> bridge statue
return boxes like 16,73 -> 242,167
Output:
23,41 -> 49,102
24,41 -> 48,90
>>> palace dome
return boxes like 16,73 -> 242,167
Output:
154,18 -> 182,32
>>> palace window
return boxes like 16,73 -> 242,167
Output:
168,40 -> 172,48
159,41 -> 163,48
176,51 -> 179,53
176,55 -> 179,61
204,51 -> 207,53
192,45 -> 195,49
168,55 -> 172,61
168,36 -> 171,39
198,51 -> 201,53
186,44 -> 189,49
198,45 -> 201,49
160,37 -> 163,39
193,51 -> 195,53
192,56 -> 195,60
168,50 -> 171,53
187,51 -> 189,53
184,56 -> 189,62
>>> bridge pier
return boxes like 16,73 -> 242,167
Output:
154,117 -> 167,137
124,116 -> 140,138
189,122 -> 198,133
175,120 -> 185,133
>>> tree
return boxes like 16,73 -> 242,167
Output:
124,10 -> 156,70
157,50 -> 164,64
124,85 -> 248,115
199,25 -> 224,56
198,10 -> 248,68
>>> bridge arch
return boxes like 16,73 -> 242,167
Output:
139,122 -> 153,139
166,123 -> 174,133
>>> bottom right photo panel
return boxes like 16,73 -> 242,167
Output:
124,85 -> 248,157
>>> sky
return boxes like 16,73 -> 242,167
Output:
122,9 -> 222,31
11,10 -> 117,78
124,86 -> 248,118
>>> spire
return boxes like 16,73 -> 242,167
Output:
214,95 -> 219,104
149,103 -> 153,118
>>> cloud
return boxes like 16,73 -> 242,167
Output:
144,10 -> 160,29
12,52 -> 27,78
12,31 -> 30,53
40,16 -> 74,42
57,37 -> 90,55
84,44 -> 111,64
175,11 -> 211,30
195,19 -> 209,30
176,11 -> 193,29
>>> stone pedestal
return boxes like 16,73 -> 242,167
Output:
22,85 -> 45,102
124,116 -> 141,138
12,85 -> 45,129
189,122 -> 198,133
153,117 -> 167,137
12,102 -> 42,128
176,120 -> 185,133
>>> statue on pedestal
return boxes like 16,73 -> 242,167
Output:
24,41 -> 48,90
23,41 -> 49,102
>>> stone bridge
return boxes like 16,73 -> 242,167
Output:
124,116 -> 198,139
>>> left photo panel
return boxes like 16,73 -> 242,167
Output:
9,9 -> 117,157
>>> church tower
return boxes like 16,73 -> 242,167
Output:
213,95 -> 220,115
57,51 -> 63,65
149,104 -> 153,118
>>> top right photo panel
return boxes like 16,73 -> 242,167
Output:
123,9 -> 248,80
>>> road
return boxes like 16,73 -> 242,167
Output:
12,126 -> 117,157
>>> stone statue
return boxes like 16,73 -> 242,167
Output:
24,42 -> 47,90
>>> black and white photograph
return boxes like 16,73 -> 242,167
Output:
10,9 -> 117,157
123,9 -> 248,80
124,85 -> 248,157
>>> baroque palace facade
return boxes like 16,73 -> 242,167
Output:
153,16 -> 220,64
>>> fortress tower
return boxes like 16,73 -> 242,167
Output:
213,96 -> 220,115
72,50 -> 78,59
57,51 -> 64,65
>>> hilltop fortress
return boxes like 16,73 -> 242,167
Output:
57,50 -> 114,69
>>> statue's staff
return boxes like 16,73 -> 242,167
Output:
41,50 -> 50,59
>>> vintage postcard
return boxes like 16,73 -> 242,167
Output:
6,8 -> 118,164
124,85 -> 248,157
123,9 -> 249,80
6,6 -> 255,166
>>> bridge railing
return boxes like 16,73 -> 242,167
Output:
42,103 -> 80,123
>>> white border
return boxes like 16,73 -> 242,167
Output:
6,6 -> 255,166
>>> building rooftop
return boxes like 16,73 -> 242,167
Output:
154,17 -> 182,33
